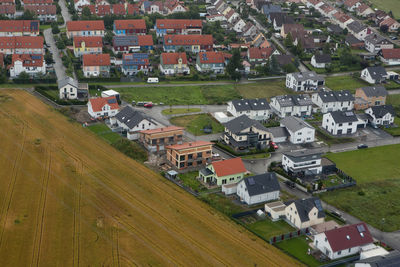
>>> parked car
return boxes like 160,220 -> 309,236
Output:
285,180 -> 296,189
144,102 -> 153,108
269,141 -> 278,150
357,144 -> 368,149
147,77 -> 159,83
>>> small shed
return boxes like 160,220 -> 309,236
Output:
264,201 -> 286,221
165,170 -> 178,179
222,182 -> 238,195
101,89 -> 120,102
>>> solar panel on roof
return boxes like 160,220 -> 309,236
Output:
31,55 -> 41,60
345,111 -> 354,117
248,178 -> 255,186
314,199 -> 323,212
357,224 -> 366,233
107,99 -> 117,104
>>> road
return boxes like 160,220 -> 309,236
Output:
44,28 -> 67,81
59,0 -> 71,25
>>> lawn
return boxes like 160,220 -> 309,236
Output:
325,75 -> 369,92
383,117 -> 400,136
161,108 -> 201,115
177,171 -> 207,193
275,236 -> 322,267
39,24 -> 51,31
387,94 -> 400,109
247,219 -> 295,240
369,0 -> 400,18
241,152 -> 271,160
235,80 -> 290,100
199,193 -> 247,216
170,113 -> 224,135
321,144 -> 400,231
87,123 -> 121,144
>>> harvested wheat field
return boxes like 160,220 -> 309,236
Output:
0,90 -> 300,266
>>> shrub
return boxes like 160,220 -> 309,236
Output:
111,139 -> 148,163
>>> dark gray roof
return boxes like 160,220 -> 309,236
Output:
224,115 -> 268,134
327,24 -> 342,34
361,85 -> 388,97
231,98 -> 270,112
115,106 -> 153,129
262,4 -> 281,15
365,34 -> 391,45
273,94 -> 313,107
370,105 -> 396,118
365,66 -> 388,80
355,251 -> 400,267
199,168 -> 214,176
291,71 -> 324,82
58,76 -> 78,89
243,172 -> 280,196
285,197 -> 326,223
347,20 -> 367,34
313,54 -> 331,64
273,54 -> 294,66
268,126 -> 289,138
345,34 -> 362,45
329,111 -> 359,123
280,116 -> 314,132
283,149 -> 323,163
269,12 -> 294,27
317,90 -> 354,103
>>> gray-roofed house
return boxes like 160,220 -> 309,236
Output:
312,90 -> 355,113
345,34 -> 364,48
273,54 -> 295,68
365,105 -> 396,126
311,54 -> 332,69
269,12 -> 295,31
227,98 -> 271,121
361,66 -> 388,84
286,71 -> 325,92
262,4 -> 281,16
280,116 -> 315,144
347,21 -> 371,41
111,106 -> 159,140
223,115 -> 272,151
58,76 -> 88,100
285,197 -> 326,229
355,85 -> 388,110
364,34 -> 394,53
236,172 -> 280,205
282,149 -> 323,175
268,126 -> 289,143
355,251 -> 400,267
270,94 -> 313,118
327,24 -> 342,35
322,110 -> 362,135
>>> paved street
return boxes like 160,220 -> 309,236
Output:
59,0 -> 71,24
44,28 -> 67,81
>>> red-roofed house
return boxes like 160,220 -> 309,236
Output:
247,47 -> 277,66
0,36 -> 44,55
163,34 -> 213,53
356,3 -> 374,17
199,157 -> 246,186
139,126 -> 184,152
66,20 -> 105,38
379,17 -> 400,32
9,53 -> 45,78
88,96 -> 119,118
24,5 -> 56,22
22,0 -> 53,6
113,19 -> 147,35
0,5 -> 16,18
127,3 -> 140,15
333,12 -> 354,29
73,36 -> 102,57
343,0 -> 361,12
0,0 -> 15,4
0,20 -> 39,36
82,53 -> 110,77
164,0 -> 186,14
155,19 -> 202,36
74,0 -> 90,11
96,4 -> 111,16
159,52 -> 190,75
166,141 -> 213,170
380,48 -> 400,65
313,223 -> 373,260
112,4 -> 126,15
196,51 -> 227,74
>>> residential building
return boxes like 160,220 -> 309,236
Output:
280,116 -> 315,144
196,51 -> 226,74
285,197 -> 325,229
164,0 -> 186,14
121,53 -> 150,75
24,5 -> 56,22
333,12 -> 354,29
314,223 -> 373,260
155,19 -> 202,37
227,98 -> 271,121
365,105 -> 396,126
237,173 -> 280,205
247,47 -> 277,66
270,94 -> 313,118
101,89 -> 119,102
364,34 -> 393,53
112,35 -> 154,53
199,157 -> 246,186
286,71 -> 325,92
312,90 -> 355,113
346,21 -> 372,41
87,96 -> 119,119
361,66 -> 388,84
82,54 -> 110,77
112,4 -> 126,16
343,0 -> 361,12
356,4 -> 374,17
310,54 -> 331,69
166,141 -> 213,170
280,23 -> 305,39
282,149 -> 323,175
233,19 -> 246,33
223,115 -> 271,151
113,19 -> 147,35
9,54 -> 45,78
74,0 -> 90,11
58,76 -> 88,100
159,52 -> 190,75
354,86 -> 388,110
345,34 -> 364,48
322,111 -> 359,135
355,251 -> 400,267
163,34 -> 213,53
0,36 -> 43,55
22,0 -> 53,5
380,48 -> 400,65
139,126 -> 184,152
379,17 -> 400,33
0,20 -> 39,36
0,5 -> 16,18
261,3 -> 281,16
66,20 -> 105,38
269,12 -> 295,31
0,0 -> 15,5
73,36 -> 102,57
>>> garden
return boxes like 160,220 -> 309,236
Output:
170,113 -> 224,135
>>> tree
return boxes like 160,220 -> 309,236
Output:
226,49 -> 241,80
177,46 -> 186,53
104,30 -> 113,45
284,32 -> 293,47
18,71 -> 30,80
20,10 -> 36,20
45,52 -> 54,65
325,64 -> 333,73
51,22 -> 60,34
282,63 -> 296,73
57,40 -> 66,50
380,24 -> 389,33
270,56 -> 280,74
82,6 -> 92,18
323,43 -> 330,54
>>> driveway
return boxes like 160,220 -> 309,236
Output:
44,28 -> 67,81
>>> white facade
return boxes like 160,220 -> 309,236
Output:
282,153 -> 322,175
236,180 -> 280,205
88,102 -> 119,119
227,102 -> 271,121
322,113 -> 358,135
314,233 -> 364,260
312,93 -> 354,113
282,125 -> 315,144
361,68 -> 377,84
365,107 -> 395,126
365,39 -> 394,53
285,203 -> 324,229
311,55 -> 328,68
9,60 -> 46,78
270,98 -> 313,118
59,84 -> 78,100
233,19 -> 246,33
74,0 -> 90,10
285,72 -> 325,92
113,118 -> 158,140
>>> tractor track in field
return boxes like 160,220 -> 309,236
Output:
72,159 -> 83,267
111,222 -> 120,267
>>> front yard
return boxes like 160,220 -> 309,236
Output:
170,113 -> 224,135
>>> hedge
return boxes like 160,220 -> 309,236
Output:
35,86 -> 87,105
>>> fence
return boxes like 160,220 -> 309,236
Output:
269,227 -> 310,244
321,255 -> 360,267
231,208 -> 262,219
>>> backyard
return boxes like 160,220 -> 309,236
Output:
246,219 -> 295,240
275,236 -> 322,267
177,171 -> 207,193
170,113 -> 224,135
325,75 -> 368,92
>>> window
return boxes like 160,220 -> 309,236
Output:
179,162 -> 185,168
180,155 -> 185,161
197,152 -> 202,158
187,162 -> 192,166
197,160 -> 202,165
188,154 -> 193,160
338,251 -> 342,255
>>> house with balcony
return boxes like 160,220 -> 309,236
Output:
121,53 -> 150,75
286,71 -> 325,92
364,34 -> 393,53
199,157 -> 246,186
0,5 -> 16,19
196,51 -> 226,74
163,34 -> 213,53
139,126 -> 184,152
82,53 -> 110,77
227,98 -> 271,122
312,90 -> 355,113
9,53 -> 45,78
24,5 -> 56,22
282,149 -> 323,176
159,52 -> 190,75
322,111 -> 362,135
270,94 -> 313,118
73,36 -> 102,57
0,36 -> 43,55
113,19 -> 147,35
155,19 -> 202,37
355,86 -> 388,110
166,141 -> 213,170
112,35 -> 154,53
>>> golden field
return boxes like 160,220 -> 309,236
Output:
0,90 -> 300,266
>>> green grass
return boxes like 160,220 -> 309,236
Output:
161,108 -> 201,115
241,153 -> 271,160
178,171 -> 207,193
247,220 -> 295,240
87,124 -> 121,144
275,236 -> 321,267
170,114 -> 224,136
199,193 -> 246,216
325,75 -> 369,93
387,94 -> 400,109
369,0 -> 400,18
236,80 -> 290,100
321,144 -> 400,231
383,117 -> 400,136
384,80 -> 400,90
39,25 -> 51,31
313,125 -> 355,146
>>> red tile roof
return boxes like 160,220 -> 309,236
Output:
382,48 -> 400,59
112,4 -> 126,15
248,47 -> 274,60
67,20 -> 105,32
138,35 -> 153,46
0,5 -> 16,14
344,0 -> 360,8
24,5 -> 56,15
11,53 -> 43,67
89,96 -> 119,112
0,36 -> 43,49
83,53 -> 110,66
380,17 -> 399,27
22,0 -> 53,4
0,0 -> 15,3
0,20 -> 39,33
161,52 -> 187,65
97,4 -> 111,16
198,51 -> 225,64
82,4 -> 95,14
163,34 -> 213,46
156,19 -> 202,29
166,141 -> 212,150
73,36 -> 102,48
357,3 -> 370,13
114,19 -> 146,30
0,53 -> 4,68
127,3 -> 139,15
140,126 -> 184,134
324,223 -> 373,252
212,158 -> 246,177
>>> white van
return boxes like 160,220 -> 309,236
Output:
147,77 -> 159,83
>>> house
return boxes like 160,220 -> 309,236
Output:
0,0 -> 15,5
224,9 -> 239,24
196,51 -> 226,74
269,12 -> 295,31
159,52 -> 190,75
66,20 -> 105,39
232,19 -> 246,33
261,3 -> 281,16
319,4 -> 336,17
121,53 -> 149,75
355,86 -> 388,110
273,54 -> 295,69
322,111 -> 360,135
241,22 -> 258,39
380,48 -> 400,65
0,20 -> 39,36
24,5 -> 56,22
285,71 -> 325,92
312,90 -> 355,113
280,23 -> 305,39
112,35 -> 154,53
0,5 -> 16,18
285,197 -> 325,229
282,149 -> 323,175
364,34 -> 393,53
355,251 -> 400,267
345,34 -> 364,49
314,223 -> 373,260
139,126 -> 184,152
112,106 -> 159,140
82,54 -> 110,77
237,173 -> 280,205
166,141 -> 213,170
365,105 -> 396,126
223,115 -> 271,151
164,0 -> 186,14
247,47 -> 277,66
9,54 -> 45,78
22,0 -> 53,5
163,35 -> 213,53
74,0 -> 90,11
346,21 -> 372,41
343,0 -> 361,12
73,36 -> 102,57
280,116 -> 315,144
270,94 -> 313,118
311,54 -> 331,69
155,19 -> 202,37
227,98 -> 271,121
333,12 -> 354,29
113,19 -> 147,35
58,76 -> 88,100
199,157 -> 246,186
379,17 -> 400,33
327,24 -> 342,35
356,4 -> 374,17
361,66 -> 388,84
306,0 -> 323,9
112,4 -> 126,15
0,36 -> 43,55
87,96 -> 119,119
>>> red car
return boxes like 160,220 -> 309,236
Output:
269,141 -> 278,150
144,102 -> 153,108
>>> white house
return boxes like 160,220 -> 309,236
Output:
285,71 -> 325,92
355,250 -> 400,267
74,0 -> 90,11
282,149 -> 323,175
313,223 -> 373,260
312,90 -> 355,113
285,197 -> 325,229
364,34 -> 393,53
322,111 -> 359,135
88,96 -> 119,119
347,21 -> 372,41
227,98 -> 271,121
9,54 -> 45,78
280,116 -> 315,144
344,0 -> 362,12
310,54 -> 331,69
361,66 -> 388,84
380,48 -> 400,66
236,173 -> 280,205
233,19 -> 246,33
58,76 -> 88,100
365,105 -> 396,126
270,94 -> 313,118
